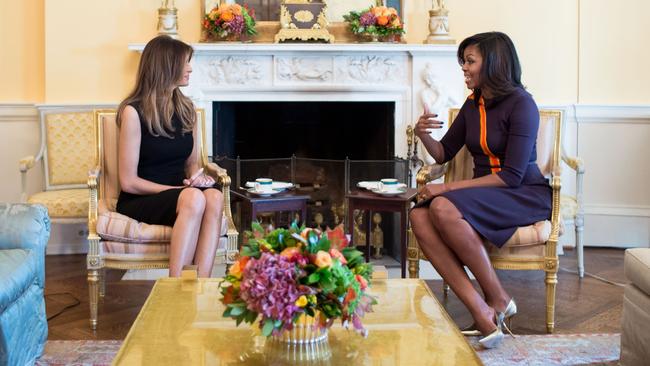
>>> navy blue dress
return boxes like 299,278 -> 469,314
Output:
437,88 -> 551,247
116,103 -> 194,226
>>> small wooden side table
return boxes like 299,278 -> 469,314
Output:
346,188 -> 418,278
231,188 -> 310,231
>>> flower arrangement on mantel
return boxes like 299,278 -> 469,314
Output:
202,3 -> 257,42
343,6 -> 405,42
220,222 -> 376,338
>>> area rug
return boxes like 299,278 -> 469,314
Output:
36,334 -> 620,365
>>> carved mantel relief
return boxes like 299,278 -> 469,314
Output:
276,57 -> 333,82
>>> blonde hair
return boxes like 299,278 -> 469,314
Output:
117,35 -> 196,138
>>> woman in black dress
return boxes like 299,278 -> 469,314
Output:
410,32 -> 551,348
116,35 -> 224,278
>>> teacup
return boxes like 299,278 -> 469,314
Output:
254,178 -> 274,193
378,178 -> 400,192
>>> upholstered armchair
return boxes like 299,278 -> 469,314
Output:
87,109 -> 239,329
406,109 -> 568,333
19,109 -> 96,244
0,203 -> 49,366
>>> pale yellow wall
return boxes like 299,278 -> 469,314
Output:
44,0 -> 200,103
406,0 -> 579,104
1,0 -> 648,105
579,0 -> 650,104
0,0 -> 44,102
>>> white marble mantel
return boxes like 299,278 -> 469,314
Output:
129,43 -> 465,166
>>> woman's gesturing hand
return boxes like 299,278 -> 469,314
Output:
415,106 -> 444,139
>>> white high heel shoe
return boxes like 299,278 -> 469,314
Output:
478,312 -> 505,349
461,298 -> 517,337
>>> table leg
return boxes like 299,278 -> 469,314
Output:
400,208 -> 408,278
365,210 -> 371,263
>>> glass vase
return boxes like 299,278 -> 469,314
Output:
271,314 -> 328,344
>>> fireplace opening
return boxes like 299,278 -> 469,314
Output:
213,101 -> 394,160
212,101 -> 406,265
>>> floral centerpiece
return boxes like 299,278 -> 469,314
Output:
220,222 -> 376,341
343,6 -> 404,42
202,3 -> 256,41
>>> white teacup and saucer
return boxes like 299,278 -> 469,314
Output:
371,178 -> 407,196
247,178 -> 281,197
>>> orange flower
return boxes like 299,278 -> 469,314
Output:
377,15 -> 389,26
228,256 -> 249,279
280,246 -> 301,260
355,274 -> 368,290
391,18 -> 402,28
232,4 -> 242,16
344,287 -> 357,304
222,286 -> 236,305
372,6 -> 387,17
209,10 -> 220,21
220,10 -> 234,22
313,250 -> 333,268
329,248 -> 347,265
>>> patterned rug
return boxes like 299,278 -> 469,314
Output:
36,334 -> 620,366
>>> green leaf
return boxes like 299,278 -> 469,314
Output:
262,319 -> 275,337
308,272 -> 320,284
230,306 -> 245,316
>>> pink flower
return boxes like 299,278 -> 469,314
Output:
329,248 -> 347,265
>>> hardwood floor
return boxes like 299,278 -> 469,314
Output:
44,247 -> 628,340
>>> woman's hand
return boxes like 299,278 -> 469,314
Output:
418,183 -> 450,201
415,107 -> 444,139
183,173 -> 215,188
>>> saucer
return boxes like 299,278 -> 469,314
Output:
246,188 -> 282,197
358,181 -> 407,191
245,181 -> 294,191
370,187 -> 407,196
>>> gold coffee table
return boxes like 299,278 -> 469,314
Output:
113,278 -> 482,365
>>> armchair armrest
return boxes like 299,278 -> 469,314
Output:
562,154 -> 585,174
19,155 -> 36,173
204,161 -> 239,264
19,155 -> 39,203
0,203 -> 50,286
87,166 -> 101,238
416,163 -> 447,188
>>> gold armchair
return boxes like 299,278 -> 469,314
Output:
87,109 -> 239,329
19,109 -> 96,246
407,109 -> 566,333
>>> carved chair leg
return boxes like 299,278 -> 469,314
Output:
88,269 -> 100,330
99,268 -> 106,298
545,270 -> 557,333
576,215 -> 585,278
406,228 -> 420,278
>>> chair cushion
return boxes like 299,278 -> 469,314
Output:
0,249 -> 39,312
97,200 -> 229,244
101,237 -> 229,261
625,248 -> 650,296
27,189 -> 87,218
485,221 -> 551,259
560,194 -> 578,220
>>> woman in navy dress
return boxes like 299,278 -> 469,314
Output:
410,32 -> 551,348
116,35 -> 224,278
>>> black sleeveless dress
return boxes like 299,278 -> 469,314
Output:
116,104 -> 194,226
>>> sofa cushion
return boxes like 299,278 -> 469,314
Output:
97,208 -> 228,244
0,249 -> 38,313
27,188 -> 87,218
625,248 -> 650,296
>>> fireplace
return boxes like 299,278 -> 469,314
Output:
213,101 -> 395,159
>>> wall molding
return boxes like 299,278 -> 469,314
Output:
584,204 -> 650,218
0,103 -> 39,123
574,105 -> 650,124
